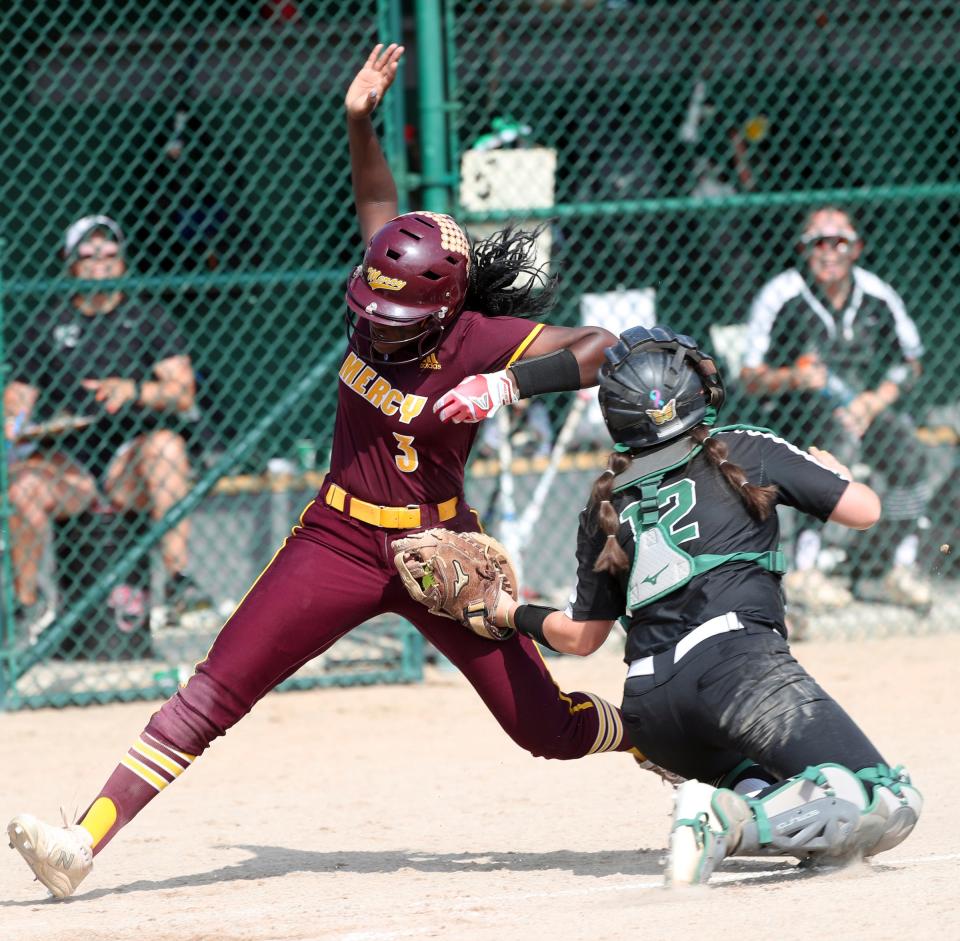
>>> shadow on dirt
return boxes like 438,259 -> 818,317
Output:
2,844 -> 809,905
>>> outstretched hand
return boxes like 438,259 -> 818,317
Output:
344,43 -> 404,120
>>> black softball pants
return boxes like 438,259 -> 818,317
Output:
621,626 -> 886,783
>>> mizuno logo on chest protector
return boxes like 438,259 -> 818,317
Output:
641,563 -> 670,585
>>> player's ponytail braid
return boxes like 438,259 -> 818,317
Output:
589,452 -> 632,575
466,223 -> 558,318
689,426 -> 778,521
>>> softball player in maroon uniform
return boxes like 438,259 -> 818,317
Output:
7,45 -> 662,899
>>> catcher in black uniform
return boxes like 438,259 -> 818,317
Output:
424,326 -> 922,886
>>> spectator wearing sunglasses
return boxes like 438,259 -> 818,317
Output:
739,207 -> 931,610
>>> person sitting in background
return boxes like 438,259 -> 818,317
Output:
3,215 -> 211,633
740,206 -> 931,609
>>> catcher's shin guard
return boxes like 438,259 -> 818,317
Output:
733,764 -> 875,862
666,763 -> 922,885
730,763 -> 921,864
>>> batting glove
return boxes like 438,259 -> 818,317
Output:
434,370 -> 519,423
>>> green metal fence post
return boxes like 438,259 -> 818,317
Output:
378,0 -> 410,213
444,0 -> 460,207
415,0 -> 450,212
0,237 -> 13,703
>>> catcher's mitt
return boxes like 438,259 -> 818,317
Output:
392,528 -> 518,640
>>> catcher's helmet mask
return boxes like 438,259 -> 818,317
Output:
345,211 -> 472,365
598,325 -> 725,451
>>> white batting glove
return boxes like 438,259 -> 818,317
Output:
434,370 -> 519,423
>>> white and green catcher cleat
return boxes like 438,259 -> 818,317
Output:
666,780 -> 751,886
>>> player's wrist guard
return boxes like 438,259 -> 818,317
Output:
510,348 -> 581,399
513,603 -> 558,651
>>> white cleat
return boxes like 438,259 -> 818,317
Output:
7,813 -> 93,899
666,781 -> 729,887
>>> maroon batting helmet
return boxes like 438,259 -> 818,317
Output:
345,212 -> 472,363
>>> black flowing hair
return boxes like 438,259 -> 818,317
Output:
464,222 -> 558,318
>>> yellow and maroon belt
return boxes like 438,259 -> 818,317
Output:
323,482 -> 458,530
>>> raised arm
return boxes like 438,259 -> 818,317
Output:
344,43 -> 405,241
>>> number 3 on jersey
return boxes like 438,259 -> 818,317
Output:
393,433 -> 419,473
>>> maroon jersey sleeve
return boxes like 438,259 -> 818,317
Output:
457,311 -> 545,374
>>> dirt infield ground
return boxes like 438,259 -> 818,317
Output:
2,632 -> 957,941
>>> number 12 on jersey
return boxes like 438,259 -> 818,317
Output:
621,478 -> 700,546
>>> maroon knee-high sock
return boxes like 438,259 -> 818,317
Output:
78,730 -> 196,854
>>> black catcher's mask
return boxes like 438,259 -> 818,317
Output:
598,325 -> 725,451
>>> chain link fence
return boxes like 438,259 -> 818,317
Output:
0,0 -> 423,708
2,1 -> 958,709
450,1 -> 960,639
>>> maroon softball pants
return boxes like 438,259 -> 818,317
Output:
147,497 -> 627,761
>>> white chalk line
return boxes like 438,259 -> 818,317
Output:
339,851 -> 960,941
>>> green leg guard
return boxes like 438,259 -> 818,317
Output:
665,764 -> 922,886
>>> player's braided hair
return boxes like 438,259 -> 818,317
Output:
588,452 -> 632,575
588,426 -> 778,575
688,426 -> 778,521
465,222 -> 558,318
